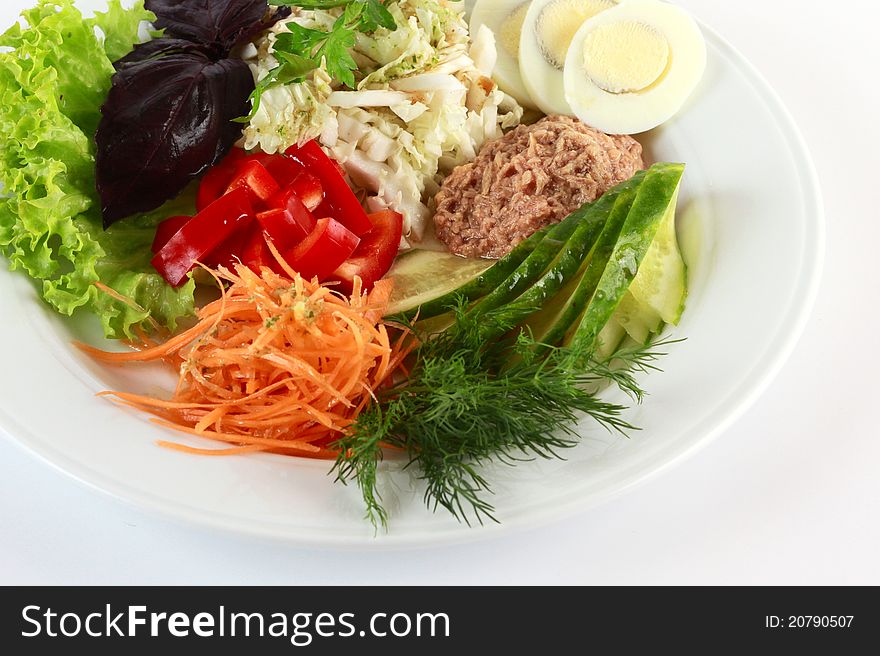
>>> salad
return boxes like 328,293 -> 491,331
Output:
0,0 -> 705,526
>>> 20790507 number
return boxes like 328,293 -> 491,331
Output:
788,616 -> 854,628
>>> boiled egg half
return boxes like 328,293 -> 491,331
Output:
469,0 -> 538,110
563,0 -> 706,134
519,0 -> 618,115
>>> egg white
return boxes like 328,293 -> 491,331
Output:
519,0 -> 618,115
470,0 -> 538,110
563,0 -> 707,134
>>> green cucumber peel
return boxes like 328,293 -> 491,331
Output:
473,190 -> 618,342
568,162 -> 685,356
535,169 -> 648,351
467,185 -> 625,318
401,228 -> 549,321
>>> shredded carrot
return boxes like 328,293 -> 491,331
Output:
77,264 -> 414,459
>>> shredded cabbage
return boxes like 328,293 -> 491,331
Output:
241,0 -> 522,241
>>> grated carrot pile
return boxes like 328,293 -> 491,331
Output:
76,263 -> 412,459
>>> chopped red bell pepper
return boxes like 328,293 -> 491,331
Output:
151,187 -> 253,287
333,209 -> 404,293
284,217 -> 360,281
257,192 -> 316,252
197,148 -> 247,212
260,154 -> 305,187
292,172 -> 324,210
201,223 -> 250,270
274,171 -> 323,211
225,160 -> 281,206
151,214 -> 191,254
285,140 -> 373,236
240,224 -> 273,274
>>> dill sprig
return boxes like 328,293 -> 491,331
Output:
332,302 -> 678,528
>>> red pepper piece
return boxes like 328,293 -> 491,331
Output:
261,153 -> 305,187
151,187 -> 253,287
311,200 -> 331,219
285,140 -> 373,236
151,215 -> 191,254
284,217 -> 360,281
201,223 -> 250,270
282,189 -> 318,235
292,171 -> 324,210
267,171 -> 324,212
225,160 -> 281,206
196,148 -> 247,212
240,224 -> 273,274
257,192 -> 316,252
333,209 -> 404,294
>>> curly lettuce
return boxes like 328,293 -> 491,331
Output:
0,0 -> 196,338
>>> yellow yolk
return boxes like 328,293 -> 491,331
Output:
581,21 -> 670,93
536,0 -> 616,69
562,0 -> 707,134
498,3 -> 530,61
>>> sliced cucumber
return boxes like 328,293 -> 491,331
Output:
392,228 -> 547,320
518,261 -> 587,349
472,184 -> 628,341
384,250 -> 494,317
386,162 -> 687,366
613,290 -> 662,345
594,318 -> 627,360
569,163 -> 685,352
534,171 -> 647,350
627,188 -> 687,325
610,193 -> 686,345
468,180 -> 628,317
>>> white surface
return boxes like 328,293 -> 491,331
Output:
0,0 -> 877,583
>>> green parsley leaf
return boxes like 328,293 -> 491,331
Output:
233,51 -> 317,123
278,24 -> 331,60
321,21 -> 359,88
361,0 -> 397,32
339,1 -> 366,31
238,0 -> 400,120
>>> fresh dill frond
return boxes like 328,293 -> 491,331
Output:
330,405 -> 392,528
572,336 -> 685,402
333,301 -> 679,528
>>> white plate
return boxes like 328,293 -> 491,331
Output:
0,2 -> 823,547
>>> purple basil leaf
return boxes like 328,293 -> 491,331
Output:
96,52 -> 254,227
144,0 -> 290,51
113,38 -> 211,70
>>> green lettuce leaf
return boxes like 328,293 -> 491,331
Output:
92,0 -> 160,63
0,0 -> 197,338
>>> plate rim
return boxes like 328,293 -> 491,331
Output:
0,18 -> 825,549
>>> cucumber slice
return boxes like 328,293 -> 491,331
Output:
570,163 -> 685,352
393,228 -> 547,321
534,171 -> 647,349
595,318 -> 627,360
627,190 -> 687,325
468,180 -> 628,317
472,183 -> 628,341
519,262 -> 587,348
384,250 -> 494,317
613,290 -> 663,344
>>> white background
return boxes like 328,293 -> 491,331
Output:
1,0 -> 878,585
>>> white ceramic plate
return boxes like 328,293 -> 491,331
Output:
0,2 -> 823,547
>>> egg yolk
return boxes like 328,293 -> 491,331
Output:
499,3 -> 530,60
581,20 -> 670,93
536,0 -> 616,69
